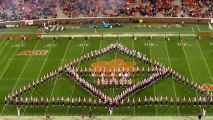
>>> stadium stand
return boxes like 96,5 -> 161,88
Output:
0,0 -> 212,21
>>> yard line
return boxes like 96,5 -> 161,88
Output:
0,40 -> 41,115
0,41 -> 9,57
163,40 -> 180,116
180,40 -> 202,113
0,41 -> 24,80
44,40 -> 71,115
148,40 -> 157,116
66,39 -> 87,116
22,41 -> 55,116
131,38 -> 135,116
195,40 -> 213,83
0,42 -> 8,59
191,27 -> 195,33
196,25 -> 201,32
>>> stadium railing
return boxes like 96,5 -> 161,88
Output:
0,17 -> 211,27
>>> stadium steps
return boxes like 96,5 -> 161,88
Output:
56,0 -> 68,18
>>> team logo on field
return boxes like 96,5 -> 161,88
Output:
91,59 -> 135,76
202,83 -> 213,91
17,50 -> 48,56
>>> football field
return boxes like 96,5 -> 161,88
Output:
0,23 -> 213,116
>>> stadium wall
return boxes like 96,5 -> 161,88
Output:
0,17 -> 211,27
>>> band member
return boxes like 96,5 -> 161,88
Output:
93,99 -> 97,108
154,96 -> 158,106
85,35 -> 88,41
23,85 -> 27,94
194,97 -> 197,106
33,81 -> 36,89
83,97 -> 87,107
198,96 -> 202,106
53,36 -> 58,40
127,98 -> 130,108
149,96 -> 152,106
20,97 -> 24,106
15,98 -> 19,106
188,97 -> 191,106
182,97 -> 185,106
121,100 -> 124,107
15,90 -> 18,98
170,97 -> 173,107
78,97 -> 81,107
67,97 -> 70,107
89,98 -> 92,107
46,98 -> 49,106
132,98 -> 135,107
138,97 -> 141,106
52,97 -> 55,106
203,97 -> 206,106
61,97 -> 64,106
160,96 -> 163,106
57,97 -> 60,106
35,98 -> 39,107
30,97 -> 33,107
25,97 -> 28,106
41,97 -> 44,106
176,97 -> 180,106
5,96 -> 7,104
165,96 -> 168,106
99,99 -> 102,107
71,98 -> 75,107
144,96 -> 147,106
210,97 -> 213,106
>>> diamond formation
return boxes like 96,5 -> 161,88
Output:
5,43 -> 211,107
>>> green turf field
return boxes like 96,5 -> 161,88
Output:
0,23 -> 213,116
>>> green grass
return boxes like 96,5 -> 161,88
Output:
0,23 -> 213,116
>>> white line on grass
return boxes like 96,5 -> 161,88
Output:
65,39 -> 87,116
44,40 -> 72,115
196,25 -> 201,32
180,40 -> 202,113
0,40 -> 41,115
195,40 -> 213,83
0,41 -> 24,80
131,38 -> 135,116
191,27 -> 195,33
163,40 -> 181,116
191,26 -> 213,82
148,40 -> 157,116
0,41 -> 8,56
22,41 -> 55,116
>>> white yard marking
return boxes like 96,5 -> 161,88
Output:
131,38 -> 136,116
22,41 -> 55,116
44,40 -> 71,115
164,40 -> 180,116
195,41 -> 213,83
180,40 -> 202,113
196,25 -> 201,32
0,40 -> 41,115
43,33 -> 196,38
148,40 -> 157,116
65,39 -> 87,115
0,41 -> 9,55
0,41 -> 24,80
191,27 -> 195,33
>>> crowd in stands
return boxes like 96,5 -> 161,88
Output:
0,0 -> 212,21
181,0 -> 213,18
0,0 -> 57,21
